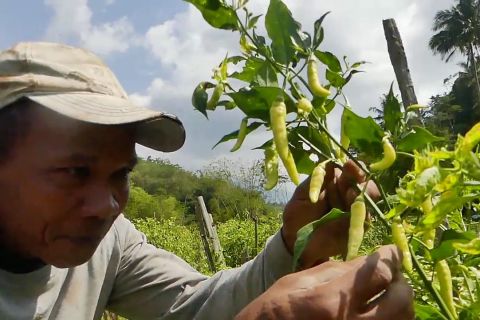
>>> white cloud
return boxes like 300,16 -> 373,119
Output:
44,0 -> 91,42
82,17 -> 137,55
44,0 -> 138,56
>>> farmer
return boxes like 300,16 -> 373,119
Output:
0,42 -> 413,320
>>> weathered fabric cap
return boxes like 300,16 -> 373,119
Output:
0,42 -> 185,152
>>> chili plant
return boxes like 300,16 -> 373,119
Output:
186,0 -> 480,318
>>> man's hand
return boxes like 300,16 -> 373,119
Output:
235,245 -> 414,320
282,160 -> 380,268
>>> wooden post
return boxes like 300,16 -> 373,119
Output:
383,18 -> 423,124
195,198 -> 217,273
196,196 -> 225,268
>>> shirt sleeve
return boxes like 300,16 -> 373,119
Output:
107,216 -> 293,320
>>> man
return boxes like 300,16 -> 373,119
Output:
0,42 -> 413,319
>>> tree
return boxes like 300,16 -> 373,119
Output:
429,0 -> 480,102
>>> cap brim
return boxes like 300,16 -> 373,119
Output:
27,92 -> 185,152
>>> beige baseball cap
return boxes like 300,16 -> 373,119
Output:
0,42 -> 185,152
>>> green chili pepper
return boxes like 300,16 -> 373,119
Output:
230,117 -> 248,152
207,83 -> 223,110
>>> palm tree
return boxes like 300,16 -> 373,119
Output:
429,0 -> 480,100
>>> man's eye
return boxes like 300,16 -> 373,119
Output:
63,166 -> 90,178
113,168 -> 132,181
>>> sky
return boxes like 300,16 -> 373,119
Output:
0,0 -> 462,177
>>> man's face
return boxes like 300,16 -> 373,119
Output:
0,104 -> 137,268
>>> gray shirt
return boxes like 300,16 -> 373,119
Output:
0,215 -> 293,320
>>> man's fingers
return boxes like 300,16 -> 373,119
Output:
356,274 -> 414,320
343,160 -> 367,183
346,245 -> 403,307
326,172 -> 346,210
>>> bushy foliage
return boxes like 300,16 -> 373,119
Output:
217,216 -> 282,267
132,218 -> 211,274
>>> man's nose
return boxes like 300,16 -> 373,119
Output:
81,183 -> 120,219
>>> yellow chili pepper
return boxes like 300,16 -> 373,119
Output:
391,217 -> 413,273
270,97 -> 289,160
435,260 -> 457,319
296,97 -> 313,115
370,135 -> 396,171
339,108 -> 350,163
309,161 -> 327,203
283,151 -> 300,186
421,196 -> 436,254
264,145 -> 279,190
307,56 -> 331,98
346,196 -> 366,260
270,97 -> 300,186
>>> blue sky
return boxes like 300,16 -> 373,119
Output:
0,0 -> 461,196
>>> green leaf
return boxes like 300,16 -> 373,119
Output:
397,127 -> 444,152
414,303 -> 448,320
342,108 -> 384,160
351,60 -> 368,69
192,82 -> 214,118
288,126 -> 331,174
248,14 -> 262,29
212,122 -> 263,149
383,84 -> 403,133
226,56 -> 245,64
257,61 -> 279,87
289,142 -> 316,174
312,12 -> 330,49
421,194 -> 479,229
398,166 -> 442,207
315,51 -> 342,73
184,0 -> 238,30
441,229 -> 476,242
290,126 -> 332,161
231,58 -> 278,86
385,204 -> 407,220
228,87 -> 294,121
230,58 -> 264,83
430,230 -> 476,261
325,69 -> 346,88
454,238 -> 480,255
293,209 -> 348,270
265,0 -> 302,65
